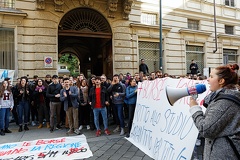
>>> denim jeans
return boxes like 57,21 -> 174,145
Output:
114,104 -> 125,128
93,107 -> 108,130
17,101 -> 30,125
0,108 -> 10,130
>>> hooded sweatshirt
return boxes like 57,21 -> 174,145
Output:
189,88 -> 240,160
0,90 -> 14,109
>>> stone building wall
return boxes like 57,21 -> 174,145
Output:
0,0 -> 239,78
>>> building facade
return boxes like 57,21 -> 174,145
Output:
0,0 -> 239,78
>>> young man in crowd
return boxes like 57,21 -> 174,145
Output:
60,78 -> 81,135
89,76 -> 111,137
107,74 -> 126,136
46,75 -> 62,132
139,59 -> 149,75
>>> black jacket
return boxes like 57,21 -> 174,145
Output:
88,86 -> 109,109
190,63 -> 198,74
33,87 -> 47,105
139,63 -> 149,74
46,83 -> 62,102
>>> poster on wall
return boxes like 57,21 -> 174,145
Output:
44,56 -> 53,68
0,69 -> 15,83
126,78 -> 210,160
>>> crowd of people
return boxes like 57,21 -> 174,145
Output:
0,68 -> 207,137
0,72 -> 140,137
0,63 -> 239,159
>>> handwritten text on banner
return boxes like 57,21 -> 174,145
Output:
126,78 -> 210,160
0,135 -> 93,160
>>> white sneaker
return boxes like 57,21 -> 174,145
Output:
31,121 -> 36,126
79,125 -> 83,130
74,129 -> 81,135
67,129 -> 73,134
119,128 -> 125,136
113,126 -> 120,133
195,139 -> 201,146
86,125 -> 90,130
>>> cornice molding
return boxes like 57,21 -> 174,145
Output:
179,28 -> 212,36
0,8 -> 27,17
130,23 -> 172,31
218,33 -> 240,39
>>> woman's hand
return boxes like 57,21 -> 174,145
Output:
189,97 -> 198,107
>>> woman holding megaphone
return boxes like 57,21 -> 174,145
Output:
189,65 -> 240,160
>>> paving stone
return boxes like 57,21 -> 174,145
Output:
104,149 -> 118,155
122,151 -> 135,158
92,150 -> 105,157
110,144 -> 122,150
131,156 -> 144,160
128,145 -> 139,152
119,158 -> 131,160
135,149 -> 146,157
99,143 -> 114,151
109,153 -> 124,160
98,154 -> 111,159
142,155 -> 154,160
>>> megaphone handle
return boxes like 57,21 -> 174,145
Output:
191,94 -> 198,100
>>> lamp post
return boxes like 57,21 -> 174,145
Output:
159,0 -> 163,71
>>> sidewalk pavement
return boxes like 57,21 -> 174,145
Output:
0,122 -> 203,160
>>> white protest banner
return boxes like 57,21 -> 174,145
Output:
0,135 -> 93,160
126,78 -> 210,160
0,69 -> 15,82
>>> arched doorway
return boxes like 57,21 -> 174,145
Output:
58,7 -> 113,78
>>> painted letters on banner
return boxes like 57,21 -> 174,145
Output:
0,69 -> 15,82
0,135 -> 93,160
126,78 -> 210,160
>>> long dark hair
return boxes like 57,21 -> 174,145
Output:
128,78 -> 136,86
17,77 -> 29,91
0,80 -> 11,97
